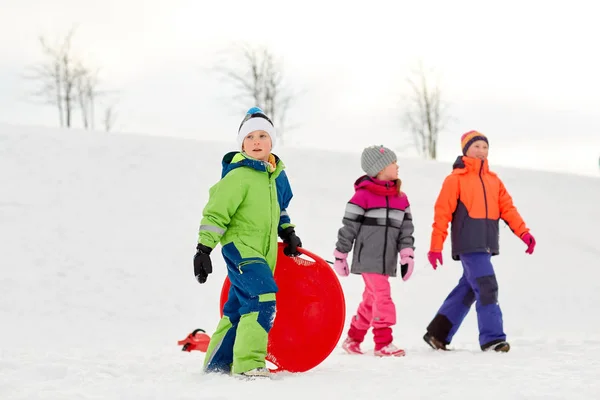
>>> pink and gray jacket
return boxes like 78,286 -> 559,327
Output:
335,176 -> 415,277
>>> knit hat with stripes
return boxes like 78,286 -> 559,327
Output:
461,130 -> 488,155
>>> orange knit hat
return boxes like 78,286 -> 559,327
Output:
461,130 -> 488,155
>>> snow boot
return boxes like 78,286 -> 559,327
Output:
423,332 -> 448,350
374,343 -> 406,357
341,337 -> 364,355
482,340 -> 510,353
233,367 -> 271,380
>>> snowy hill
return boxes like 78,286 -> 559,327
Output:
1,124 -> 599,399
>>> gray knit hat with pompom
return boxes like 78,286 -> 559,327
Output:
361,145 -> 397,177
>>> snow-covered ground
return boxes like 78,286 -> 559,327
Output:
1,124 -> 599,399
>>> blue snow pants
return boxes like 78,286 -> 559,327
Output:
203,243 -> 278,374
426,252 -> 506,349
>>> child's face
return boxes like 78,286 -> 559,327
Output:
466,140 -> 489,160
377,161 -> 399,181
242,130 -> 272,161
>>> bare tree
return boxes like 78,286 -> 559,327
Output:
214,43 -> 297,143
103,103 -> 117,132
23,28 -> 86,128
24,27 -> 116,131
75,65 -> 101,130
402,61 -> 450,160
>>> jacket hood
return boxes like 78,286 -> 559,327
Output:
221,151 -> 282,178
452,155 -> 490,174
353,175 -> 399,196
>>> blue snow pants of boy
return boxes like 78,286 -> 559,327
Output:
426,252 -> 506,349
203,247 -> 278,375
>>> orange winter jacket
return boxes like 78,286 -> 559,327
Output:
430,156 -> 529,260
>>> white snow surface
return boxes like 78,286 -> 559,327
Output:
1,124 -> 599,399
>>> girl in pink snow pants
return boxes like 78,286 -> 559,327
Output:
333,145 -> 415,357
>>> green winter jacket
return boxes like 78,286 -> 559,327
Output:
198,152 -> 294,270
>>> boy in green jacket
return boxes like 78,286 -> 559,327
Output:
194,107 -> 302,378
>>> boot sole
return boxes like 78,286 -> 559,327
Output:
374,350 -> 406,357
232,373 -> 272,380
342,347 -> 364,355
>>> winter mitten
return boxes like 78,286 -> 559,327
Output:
520,232 -> 536,254
427,251 -> 443,270
333,249 -> 349,277
280,227 -> 302,257
399,248 -> 415,281
194,243 -> 213,284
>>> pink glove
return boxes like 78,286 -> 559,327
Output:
521,232 -> 536,254
427,251 -> 443,270
399,248 -> 415,281
333,249 -> 349,277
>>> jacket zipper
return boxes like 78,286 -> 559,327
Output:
383,186 -> 390,274
478,159 -> 489,252
268,171 -> 273,257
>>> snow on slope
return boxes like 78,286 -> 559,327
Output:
1,124 -> 599,399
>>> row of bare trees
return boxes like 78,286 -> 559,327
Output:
24,30 -> 449,159
214,44 -> 449,159
24,28 -> 117,132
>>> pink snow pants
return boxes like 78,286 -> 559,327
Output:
347,273 -> 396,349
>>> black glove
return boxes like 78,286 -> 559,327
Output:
280,227 -> 302,257
194,243 -> 213,284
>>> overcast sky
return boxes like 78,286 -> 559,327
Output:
1,0 -> 599,176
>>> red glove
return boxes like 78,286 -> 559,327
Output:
427,251 -> 443,270
521,232 -> 536,254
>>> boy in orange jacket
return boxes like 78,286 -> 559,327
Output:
423,131 -> 536,352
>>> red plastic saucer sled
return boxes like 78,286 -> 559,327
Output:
179,243 -> 346,374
